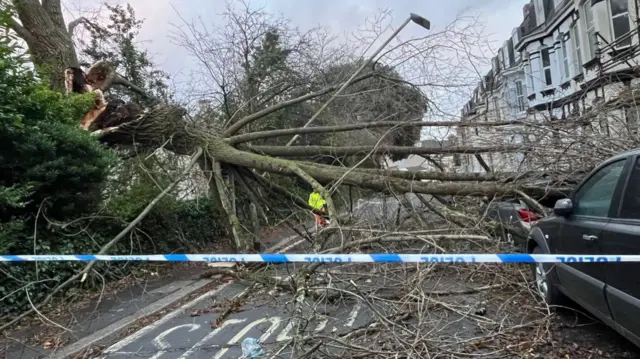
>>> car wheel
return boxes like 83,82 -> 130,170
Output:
531,245 -> 564,305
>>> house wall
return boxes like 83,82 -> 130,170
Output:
459,0 -> 640,173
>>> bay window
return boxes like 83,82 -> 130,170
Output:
515,81 -> 526,112
561,35 -> 571,79
524,59 -> 534,93
571,24 -> 583,74
541,48 -> 553,86
610,0 -> 631,47
583,2 -> 597,59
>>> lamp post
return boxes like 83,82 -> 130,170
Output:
285,13 -> 431,146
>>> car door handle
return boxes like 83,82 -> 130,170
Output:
582,234 -> 598,241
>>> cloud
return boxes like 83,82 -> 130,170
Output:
62,0 -> 526,119
119,0 -> 525,77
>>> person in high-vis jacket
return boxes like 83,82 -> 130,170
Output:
308,191 -> 330,227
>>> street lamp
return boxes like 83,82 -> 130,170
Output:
285,13 -> 431,146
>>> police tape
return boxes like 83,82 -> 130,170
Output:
0,254 -> 636,263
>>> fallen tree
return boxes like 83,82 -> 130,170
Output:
8,4 -> 640,358
4,0 -> 578,256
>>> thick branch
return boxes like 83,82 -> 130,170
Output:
41,0 -> 64,29
214,161 -> 249,252
210,140 -> 527,198
248,144 -> 523,157
240,168 -> 312,211
222,72 -> 378,136
97,105 -> 192,154
7,17 -> 35,43
288,164 -> 336,218
67,16 -> 87,34
226,120 -> 431,144
229,167 -> 268,223
296,162 -> 512,182
474,154 -> 492,173
110,75 -> 156,100
228,120 -> 527,144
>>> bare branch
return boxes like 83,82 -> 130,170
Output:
67,16 -> 87,35
227,119 -> 526,145
222,72 -> 378,136
247,144 -> 523,157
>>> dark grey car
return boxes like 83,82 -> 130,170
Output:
526,148 -> 640,348
486,198 -> 541,247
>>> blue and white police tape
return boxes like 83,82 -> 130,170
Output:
0,254 -> 636,263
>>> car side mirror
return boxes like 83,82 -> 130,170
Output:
553,198 -> 573,217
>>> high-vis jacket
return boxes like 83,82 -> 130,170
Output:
308,191 -> 326,211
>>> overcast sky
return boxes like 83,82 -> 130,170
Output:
64,0 -> 525,82
61,0 -> 526,138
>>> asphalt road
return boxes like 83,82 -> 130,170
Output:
96,197 -> 403,359
98,280 -> 371,358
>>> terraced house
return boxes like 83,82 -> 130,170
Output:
458,0 -> 640,173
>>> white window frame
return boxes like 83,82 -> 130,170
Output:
541,48 -> 553,86
515,81 -> 526,112
525,58 -> 535,93
561,34 -> 571,79
582,2 -> 597,59
493,97 -> 502,121
609,0 -> 632,48
571,24 -> 583,74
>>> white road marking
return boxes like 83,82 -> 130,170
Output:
99,282 -> 232,356
314,317 -> 328,332
278,238 -> 306,252
275,321 -> 294,342
269,235 -> 303,252
212,317 -> 281,359
176,319 -> 247,359
345,302 -> 361,327
276,314 -> 331,343
148,324 -> 200,359
53,279 -> 214,359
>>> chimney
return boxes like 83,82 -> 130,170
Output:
523,3 -> 531,17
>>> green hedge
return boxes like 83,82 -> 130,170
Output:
0,33 -> 227,318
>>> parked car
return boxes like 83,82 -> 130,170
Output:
527,148 -> 640,348
486,198 -> 542,248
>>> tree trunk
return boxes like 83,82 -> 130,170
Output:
11,0 -> 79,90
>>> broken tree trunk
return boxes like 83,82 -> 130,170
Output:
10,0 -> 79,90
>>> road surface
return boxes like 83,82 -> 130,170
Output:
98,280 -> 372,358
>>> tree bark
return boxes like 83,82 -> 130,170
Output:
11,0 -> 79,90
226,120 -> 525,145
247,144 -> 523,157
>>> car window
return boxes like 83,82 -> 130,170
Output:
620,157 -> 640,219
573,159 -> 625,217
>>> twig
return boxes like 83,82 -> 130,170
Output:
0,148 -> 203,332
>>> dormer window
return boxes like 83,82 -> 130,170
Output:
534,0 -> 545,26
